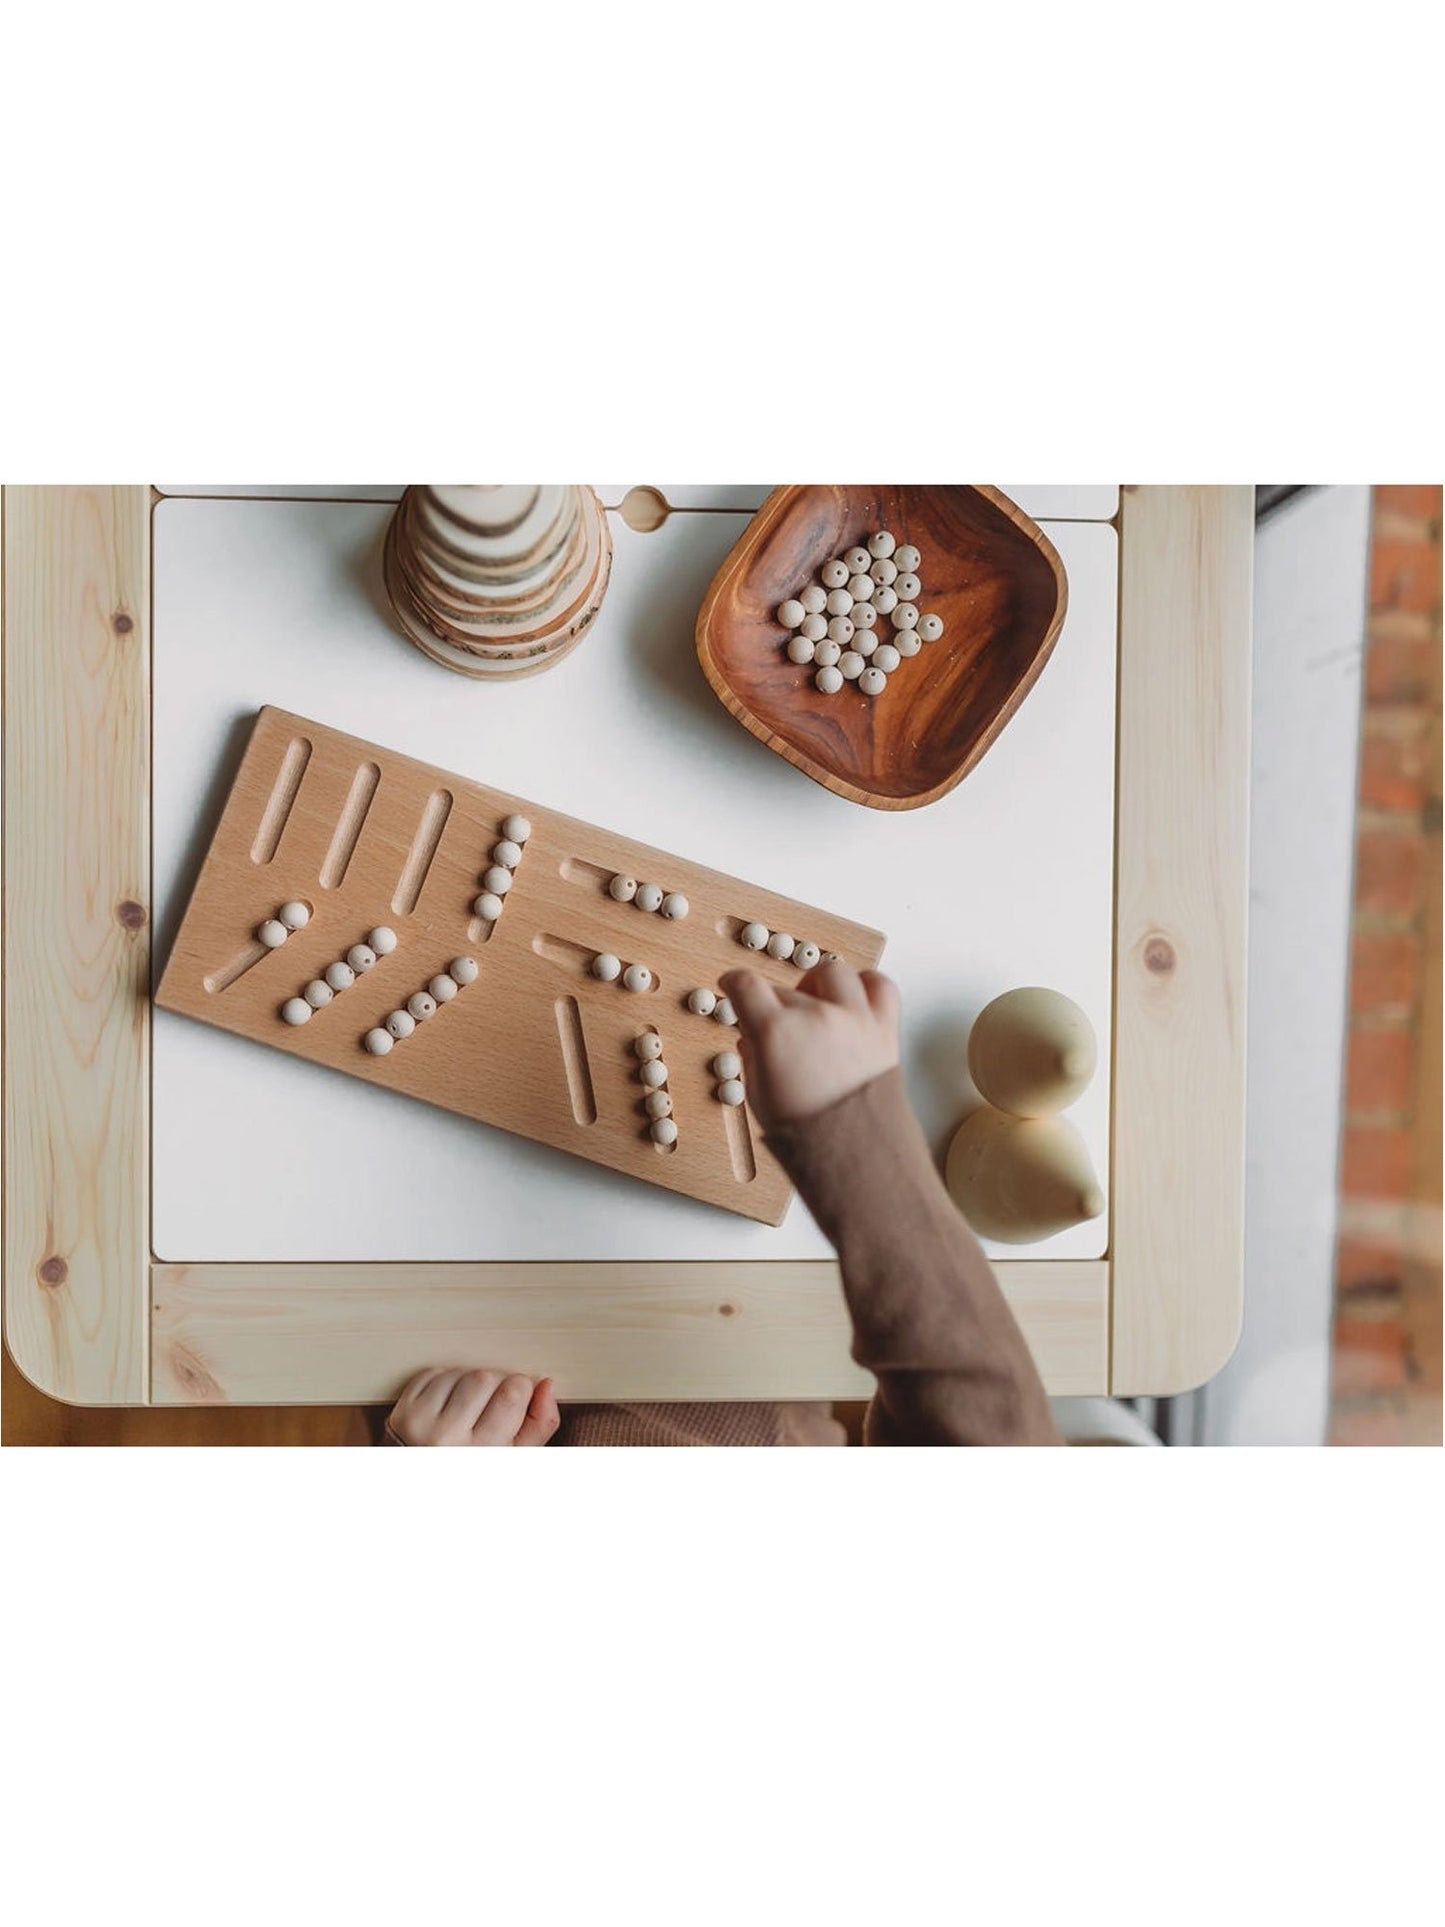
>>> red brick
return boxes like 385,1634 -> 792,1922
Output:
1371,537 -> 1442,614
1333,1319 -> 1409,1397
1350,930 -> 1422,1016
1336,1233 -> 1406,1294
1330,1400 -> 1409,1446
1358,727 -> 1434,814
1365,632 -> 1439,706
1354,827 -> 1428,917
1346,1027 -> 1416,1117
1375,485 -> 1442,520
1341,1126 -> 1413,1200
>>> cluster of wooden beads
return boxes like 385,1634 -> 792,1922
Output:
280,926 -> 396,1026
736,923 -> 826,970
257,900 -> 311,949
634,1030 -> 678,1145
608,873 -> 688,920
776,529 -> 945,697
473,814 -> 532,926
685,985 -> 738,1026
592,953 -> 654,992
363,955 -> 478,1054
710,1049 -> 746,1109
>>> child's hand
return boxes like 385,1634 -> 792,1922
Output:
386,1368 -> 560,1446
718,959 -> 900,1133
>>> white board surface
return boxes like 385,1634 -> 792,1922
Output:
152,499 -> 1116,1262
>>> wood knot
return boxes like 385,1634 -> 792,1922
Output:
1143,935 -> 1177,975
718,1302 -> 738,1318
116,898 -> 148,930
111,611 -> 134,634
37,1255 -> 69,1288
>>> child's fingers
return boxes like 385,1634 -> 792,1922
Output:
470,1373 -> 537,1444
860,970 -> 901,1030
719,967 -> 782,1033
512,1377 -> 561,1447
442,1367 -> 505,1431
410,1367 -> 466,1417
802,957 -> 868,1010
392,1366 -> 442,1410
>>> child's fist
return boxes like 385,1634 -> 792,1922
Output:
718,959 -> 901,1133
385,1368 -> 560,1446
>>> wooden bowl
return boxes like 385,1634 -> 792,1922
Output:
695,486 -> 1068,809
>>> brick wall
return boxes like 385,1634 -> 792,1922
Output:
1331,485 -> 1443,1445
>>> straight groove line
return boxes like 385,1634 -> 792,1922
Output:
723,1103 -> 757,1183
319,761 -> 380,888
555,996 -> 597,1126
251,737 -> 311,864
392,788 -> 452,915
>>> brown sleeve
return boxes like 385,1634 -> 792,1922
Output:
765,1069 -> 1062,1446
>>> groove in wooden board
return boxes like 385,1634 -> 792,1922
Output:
533,931 -> 662,991
319,761 -> 380,888
392,787 -> 452,914
560,855 -> 614,891
722,1101 -> 756,1183
465,912 -> 499,947
251,735 -> 311,863
203,938 -> 267,994
555,996 -> 597,1125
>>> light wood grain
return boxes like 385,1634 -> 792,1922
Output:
155,706 -> 885,1224
151,1259 -> 1109,1403
696,485 -> 1067,810
1111,486 -> 1253,1393
2,487 -> 150,1403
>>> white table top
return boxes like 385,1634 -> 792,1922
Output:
152,494 -> 1117,1263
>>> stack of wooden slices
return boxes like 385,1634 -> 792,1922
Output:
384,485 -> 612,680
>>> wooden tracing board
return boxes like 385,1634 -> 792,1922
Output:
156,706 -> 887,1224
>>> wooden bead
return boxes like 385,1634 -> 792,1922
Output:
813,638 -> 841,668
894,543 -> 921,572
635,882 -> 664,912
712,1050 -> 742,1080
258,919 -> 288,948
821,558 -> 849,588
870,556 -> 898,586
501,814 -> 531,844
843,546 -> 871,575
448,955 -> 478,985
609,873 -> 638,902
825,587 -> 854,617
407,991 -> 437,1021
787,635 -> 816,665
368,925 -> 398,955
839,651 -> 865,680
895,571 -> 921,601
278,901 -> 310,930
894,628 -> 921,657
385,1008 -> 416,1038
858,667 -> 887,696
280,997 -> 312,1026
717,1079 -> 746,1107
635,1030 -> 664,1059
740,922 -> 769,949
714,997 -> 737,1026
640,1058 -> 669,1089
660,892 -> 689,920
650,1117 -> 679,1146
687,987 -> 717,1015
892,602 -> 919,629
873,643 -> 901,673
481,865 -> 513,895
868,530 -> 896,559
474,892 -> 504,921
363,1027 -> 394,1055
622,963 -> 653,992
645,1089 -> 673,1120
815,665 -> 844,694
793,941 -> 821,969
852,601 -> 878,630
854,627 -> 879,657
872,584 -> 898,614
324,961 -> 355,991
428,974 -> 458,1003
800,612 -> 828,641
826,615 -> 854,645
848,574 -> 875,602
918,612 -> 944,641
347,943 -> 377,973
492,838 -> 523,869
766,931 -> 796,960
303,979 -> 333,1008
592,952 -> 622,981
800,584 -> 827,614
778,598 -> 806,628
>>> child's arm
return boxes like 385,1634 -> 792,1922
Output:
720,961 -> 1062,1446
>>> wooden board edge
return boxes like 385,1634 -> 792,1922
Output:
1110,486 -> 1253,1395
2,486 -> 151,1405
150,1258 -> 1109,1405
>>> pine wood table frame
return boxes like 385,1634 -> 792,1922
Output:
2,486 -> 1252,1409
